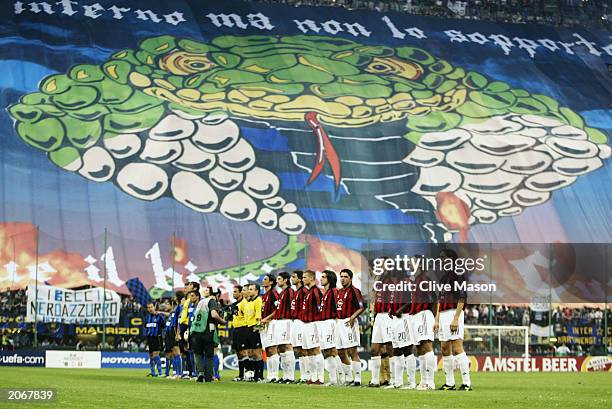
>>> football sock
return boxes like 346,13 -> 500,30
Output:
165,356 -> 171,376
255,360 -> 264,380
149,356 -> 155,376
238,357 -> 245,379
393,355 -> 404,386
456,352 -> 471,386
268,354 -> 279,380
343,363 -> 353,382
299,356 -> 309,381
173,355 -> 182,376
335,356 -> 345,383
370,356 -> 381,385
418,355 -> 426,385
351,360 -> 361,383
283,351 -> 296,380
404,354 -> 416,385
154,356 -> 162,375
188,352 -> 195,376
425,351 -> 436,386
443,355 -> 455,386
389,356 -> 397,385
325,356 -> 338,384
213,354 -> 220,379
315,353 -> 325,383
307,355 -> 317,382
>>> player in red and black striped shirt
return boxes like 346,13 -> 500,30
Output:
408,259 -> 437,390
434,249 -> 471,391
270,272 -> 295,383
320,270 -> 339,385
337,269 -> 364,386
290,270 -> 309,382
260,274 -> 280,382
369,264 -> 396,387
301,270 -> 324,384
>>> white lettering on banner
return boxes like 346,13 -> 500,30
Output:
294,18 -> 370,37
184,261 -> 200,284
84,255 -> 102,282
445,30 -> 469,43
82,2 -> 103,19
247,12 -> 274,30
3,261 -> 21,283
57,0 -> 77,16
13,0 -> 186,25
146,243 -> 184,291
100,247 -> 124,287
27,262 -> 56,283
10,2 -> 611,59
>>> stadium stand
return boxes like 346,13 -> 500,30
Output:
253,0 -> 611,29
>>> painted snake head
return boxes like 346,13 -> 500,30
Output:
8,34 -> 611,245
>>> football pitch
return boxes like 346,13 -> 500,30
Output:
0,368 -> 609,409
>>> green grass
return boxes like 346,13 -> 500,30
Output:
0,368 -> 610,409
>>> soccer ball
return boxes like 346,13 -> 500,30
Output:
244,370 -> 255,381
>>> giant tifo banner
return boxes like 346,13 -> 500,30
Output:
26,285 -> 121,324
0,1 -> 610,301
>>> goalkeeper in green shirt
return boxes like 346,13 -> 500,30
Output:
187,290 -> 227,382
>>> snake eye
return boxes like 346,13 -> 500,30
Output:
366,57 -> 423,80
159,51 -> 216,76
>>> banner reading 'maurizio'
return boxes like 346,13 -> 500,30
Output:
27,285 -> 121,324
0,1 -> 610,301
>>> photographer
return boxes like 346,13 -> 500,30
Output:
189,289 -> 227,383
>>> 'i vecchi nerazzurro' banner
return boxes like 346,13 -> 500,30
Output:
0,1 -> 610,301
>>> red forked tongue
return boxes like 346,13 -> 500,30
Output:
305,112 -> 341,191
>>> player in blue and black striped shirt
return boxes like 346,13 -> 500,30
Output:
162,296 -> 182,378
145,302 -> 165,377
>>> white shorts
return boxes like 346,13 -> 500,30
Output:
391,314 -> 414,349
260,320 -> 277,349
371,313 -> 393,344
274,319 -> 292,346
302,322 -> 320,350
336,318 -> 360,349
438,309 -> 464,341
291,320 -> 303,347
411,310 -> 435,344
318,319 -> 336,350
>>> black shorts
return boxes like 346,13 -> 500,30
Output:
178,324 -> 189,353
147,336 -> 162,352
232,326 -> 247,351
165,331 -> 177,353
245,326 -> 261,349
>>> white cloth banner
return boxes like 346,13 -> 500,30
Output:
26,285 -> 120,324
530,323 -> 554,338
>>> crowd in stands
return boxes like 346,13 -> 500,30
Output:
253,0 -> 611,29
1,288 -> 610,356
